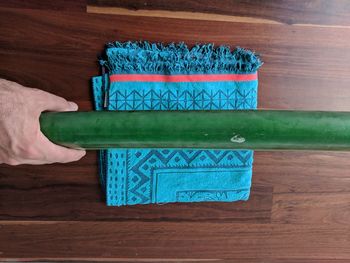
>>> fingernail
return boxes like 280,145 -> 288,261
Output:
68,101 -> 78,111
77,150 -> 86,161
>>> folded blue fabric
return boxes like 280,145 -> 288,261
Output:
92,41 -> 262,206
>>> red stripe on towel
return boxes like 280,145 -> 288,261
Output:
109,73 -> 257,82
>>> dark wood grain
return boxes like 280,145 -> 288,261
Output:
0,1 -> 350,261
1,221 -> 350,261
88,0 -> 350,26
1,7 -> 350,111
0,152 -> 272,222
0,0 -> 86,11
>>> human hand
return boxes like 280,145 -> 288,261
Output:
0,79 -> 86,165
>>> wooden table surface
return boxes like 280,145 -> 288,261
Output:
1,1 -> 350,262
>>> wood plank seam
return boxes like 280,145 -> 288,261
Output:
86,6 -> 350,28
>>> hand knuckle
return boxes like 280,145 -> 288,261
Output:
9,141 -> 21,156
6,158 -> 20,166
10,142 -> 38,160
31,88 -> 43,94
31,89 -> 47,100
24,146 -> 40,159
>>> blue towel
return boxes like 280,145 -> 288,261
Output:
92,41 -> 262,206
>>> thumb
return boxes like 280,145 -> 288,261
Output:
37,132 -> 86,163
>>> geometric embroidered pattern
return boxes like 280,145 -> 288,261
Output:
92,76 -> 258,206
109,88 -> 257,110
107,149 -> 253,205
92,40 -> 263,206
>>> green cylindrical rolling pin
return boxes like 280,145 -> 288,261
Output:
39,110 -> 350,151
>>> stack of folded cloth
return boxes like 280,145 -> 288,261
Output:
92,41 -> 262,206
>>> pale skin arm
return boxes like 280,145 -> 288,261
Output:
0,79 -> 86,165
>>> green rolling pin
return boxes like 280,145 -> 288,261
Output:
39,110 -> 350,151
